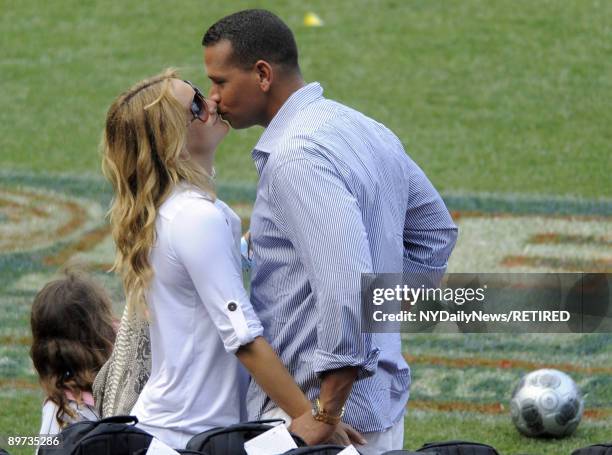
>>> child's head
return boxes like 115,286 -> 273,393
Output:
30,268 -> 116,420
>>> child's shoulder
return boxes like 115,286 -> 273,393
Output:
39,399 -> 62,435
41,399 -> 59,418
39,397 -> 99,435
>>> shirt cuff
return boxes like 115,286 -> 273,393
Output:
312,346 -> 380,378
403,258 -> 448,287
223,320 -> 264,354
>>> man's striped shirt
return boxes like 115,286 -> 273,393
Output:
246,82 -> 458,432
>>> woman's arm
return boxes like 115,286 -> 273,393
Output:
237,337 -> 365,446
236,336 -> 310,419
171,201 -> 349,443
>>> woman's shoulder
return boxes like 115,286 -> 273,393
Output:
162,189 -> 236,236
214,199 -> 240,223
168,183 -> 214,203
159,184 -> 217,219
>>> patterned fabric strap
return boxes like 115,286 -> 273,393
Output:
93,305 -> 151,417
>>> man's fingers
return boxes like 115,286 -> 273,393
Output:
329,433 -> 350,446
337,422 -> 366,445
327,427 -> 351,446
339,429 -> 351,446
343,425 -> 366,445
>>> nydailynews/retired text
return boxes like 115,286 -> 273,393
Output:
372,310 -> 572,323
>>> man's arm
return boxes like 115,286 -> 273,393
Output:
290,367 -> 365,446
268,156 -> 376,444
403,166 -> 458,284
318,367 -> 357,418
239,339 -> 360,446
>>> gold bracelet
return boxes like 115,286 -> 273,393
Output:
312,398 -> 344,425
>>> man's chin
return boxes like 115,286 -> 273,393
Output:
221,115 -> 249,130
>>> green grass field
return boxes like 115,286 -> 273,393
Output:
1,0 -> 611,197
1,1 -> 611,454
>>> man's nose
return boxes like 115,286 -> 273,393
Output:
208,86 -> 221,103
205,98 -> 218,115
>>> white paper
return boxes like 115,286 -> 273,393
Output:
244,424 -> 298,455
146,438 -> 181,455
337,445 -> 361,455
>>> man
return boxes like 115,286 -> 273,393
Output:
203,10 -> 458,453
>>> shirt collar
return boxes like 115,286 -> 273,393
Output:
65,390 -> 95,407
252,82 -> 324,157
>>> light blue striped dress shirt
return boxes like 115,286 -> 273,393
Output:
246,82 -> 458,432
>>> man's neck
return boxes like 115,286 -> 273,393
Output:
262,75 -> 305,127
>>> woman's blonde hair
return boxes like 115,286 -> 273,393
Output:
30,268 -> 116,428
102,68 -> 214,318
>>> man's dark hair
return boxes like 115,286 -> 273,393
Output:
203,9 -> 299,71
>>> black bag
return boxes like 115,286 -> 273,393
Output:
417,440 -> 500,454
572,443 -> 612,455
134,449 -> 207,455
382,451 -> 421,454
38,415 -> 153,455
185,419 -> 306,455
283,445 -> 352,454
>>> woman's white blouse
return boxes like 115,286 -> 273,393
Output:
131,186 -> 264,448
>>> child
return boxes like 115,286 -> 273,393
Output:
30,269 -> 116,435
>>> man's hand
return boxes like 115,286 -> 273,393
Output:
328,422 -> 366,447
289,411 -> 335,446
289,411 -> 367,447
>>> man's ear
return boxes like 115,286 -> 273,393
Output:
254,60 -> 273,92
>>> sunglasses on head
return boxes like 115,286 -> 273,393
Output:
183,80 -> 209,124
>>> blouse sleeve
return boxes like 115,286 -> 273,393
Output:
169,199 -> 264,353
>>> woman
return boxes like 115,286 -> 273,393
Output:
101,69 -> 312,448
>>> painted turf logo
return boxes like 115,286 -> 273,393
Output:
0,186 -> 104,255
448,211 -> 611,273
1,180 -> 609,274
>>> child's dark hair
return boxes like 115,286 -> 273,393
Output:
30,268 -> 116,427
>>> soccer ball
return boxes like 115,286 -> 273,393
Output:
510,369 -> 584,438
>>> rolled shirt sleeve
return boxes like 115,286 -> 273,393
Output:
269,157 -> 379,376
403,166 -> 458,286
170,200 -> 263,353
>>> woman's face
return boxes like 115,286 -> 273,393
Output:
171,79 -> 229,158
